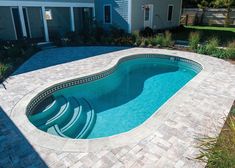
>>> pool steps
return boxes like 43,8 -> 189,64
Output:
29,96 -> 66,127
29,96 -> 96,139
75,98 -> 96,139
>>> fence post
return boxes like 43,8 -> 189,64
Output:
186,14 -> 188,26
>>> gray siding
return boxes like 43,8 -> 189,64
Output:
1,0 -> 94,3
95,0 -> 129,32
0,7 -> 16,40
46,7 -> 70,37
131,0 -> 182,32
27,7 -> 44,38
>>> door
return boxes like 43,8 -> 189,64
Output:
144,4 -> 154,28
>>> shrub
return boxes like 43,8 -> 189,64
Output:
226,41 -> 235,59
6,46 -> 23,59
205,37 -> 219,55
155,35 -> 165,47
162,31 -> 174,47
197,37 -> 220,57
140,27 -> 154,37
144,38 -> 151,47
212,48 -> 230,59
189,32 -> 200,51
132,31 -> 141,45
110,26 -> 125,39
50,31 -> 62,46
0,63 -> 12,81
150,37 -> 158,46
114,36 -> 133,46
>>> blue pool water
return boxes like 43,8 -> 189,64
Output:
29,56 -> 201,139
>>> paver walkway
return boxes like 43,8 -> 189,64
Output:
0,47 -> 234,168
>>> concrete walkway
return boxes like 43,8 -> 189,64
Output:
0,47 -> 234,168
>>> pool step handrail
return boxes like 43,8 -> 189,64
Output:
29,96 -> 65,127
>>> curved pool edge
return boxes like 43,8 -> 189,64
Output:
10,49 -> 223,153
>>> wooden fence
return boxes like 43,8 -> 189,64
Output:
181,8 -> 235,26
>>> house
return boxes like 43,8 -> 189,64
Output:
0,0 -> 182,41
96,0 -> 182,33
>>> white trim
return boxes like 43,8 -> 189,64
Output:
70,7 -> 75,32
128,0 -> 132,33
92,6 -> 96,20
23,7 -> 32,38
167,4 -> 174,22
10,7 -> 17,40
41,6 -> 49,42
0,1 -> 94,7
179,0 -> 183,26
103,4 -> 112,24
144,4 -> 154,29
18,6 -> 27,37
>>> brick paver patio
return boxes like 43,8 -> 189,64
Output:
0,47 -> 235,168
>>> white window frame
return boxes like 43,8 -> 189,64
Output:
103,4 -> 112,24
167,4 -> 174,22
23,7 -> 32,38
10,7 -> 18,40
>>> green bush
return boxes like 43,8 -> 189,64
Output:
150,37 -> 158,46
162,31 -> 174,47
132,31 -> 142,46
7,46 -> 22,58
155,35 -> 164,47
205,37 -> 219,55
189,32 -> 200,51
197,37 -> 221,57
226,41 -> 235,59
151,32 -> 173,48
0,63 -> 12,81
144,38 -> 151,47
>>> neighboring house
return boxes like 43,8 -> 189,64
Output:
96,0 -> 183,33
0,0 -> 182,41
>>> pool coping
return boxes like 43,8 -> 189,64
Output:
10,48 -> 233,154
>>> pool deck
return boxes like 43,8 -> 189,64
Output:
0,47 -> 235,168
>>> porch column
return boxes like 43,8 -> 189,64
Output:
41,6 -> 49,42
92,6 -> 96,20
70,7 -> 75,32
18,6 -> 27,37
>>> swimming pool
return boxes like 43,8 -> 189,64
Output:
28,54 -> 202,139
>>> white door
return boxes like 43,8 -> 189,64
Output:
144,4 -> 154,28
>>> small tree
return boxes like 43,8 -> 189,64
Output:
213,0 -> 235,26
198,0 -> 209,25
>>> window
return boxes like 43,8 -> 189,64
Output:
104,5 -> 111,24
45,9 -> 53,20
168,5 -> 173,21
145,7 -> 150,21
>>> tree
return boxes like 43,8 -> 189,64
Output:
213,0 -> 235,26
198,0 -> 209,24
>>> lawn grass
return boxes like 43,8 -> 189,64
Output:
172,26 -> 235,46
185,26 -> 235,32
